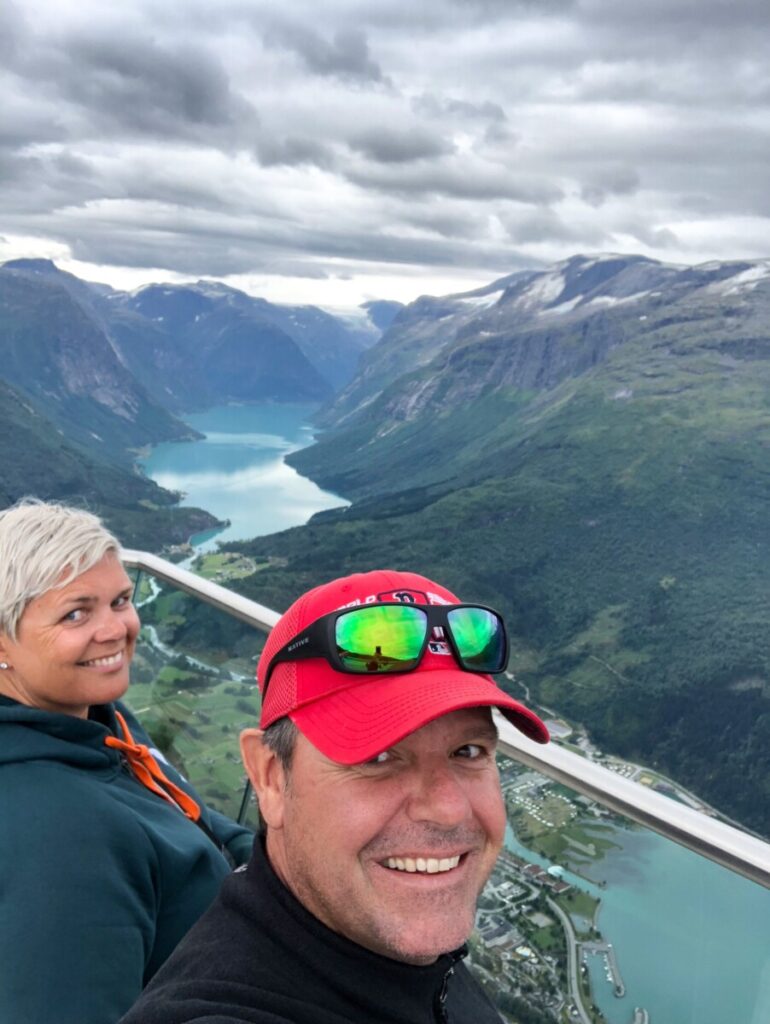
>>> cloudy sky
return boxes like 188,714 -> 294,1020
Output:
1,0 -> 768,306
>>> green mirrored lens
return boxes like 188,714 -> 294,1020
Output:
335,605 -> 427,673
446,607 -> 505,671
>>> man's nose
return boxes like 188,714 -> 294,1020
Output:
405,763 -> 471,827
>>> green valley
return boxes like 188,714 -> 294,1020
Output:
217,258 -> 770,837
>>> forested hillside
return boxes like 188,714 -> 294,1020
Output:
0,259 -> 379,545
222,256 -> 770,836
0,376 -> 219,546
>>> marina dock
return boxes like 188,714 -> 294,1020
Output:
581,941 -> 626,997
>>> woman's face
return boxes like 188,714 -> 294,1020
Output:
0,552 -> 140,718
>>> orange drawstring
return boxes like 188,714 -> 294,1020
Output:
105,711 -> 201,822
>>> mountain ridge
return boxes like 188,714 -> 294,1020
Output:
0,259 -> 383,546
220,253 -> 770,836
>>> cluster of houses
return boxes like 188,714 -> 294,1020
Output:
521,862 -> 572,895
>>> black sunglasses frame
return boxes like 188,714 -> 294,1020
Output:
263,601 -> 509,696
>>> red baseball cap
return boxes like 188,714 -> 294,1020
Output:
257,569 -> 549,763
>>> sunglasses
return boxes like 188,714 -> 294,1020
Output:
263,601 -> 509,695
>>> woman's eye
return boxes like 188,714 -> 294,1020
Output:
63,608 -> 85,623
113,595 -> 131,608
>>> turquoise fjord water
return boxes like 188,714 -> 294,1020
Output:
506,823 -> 770,1023
140,403 -> 347,550
143,402 -> 770,1022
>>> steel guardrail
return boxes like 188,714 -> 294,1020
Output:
494,715 -> 770,890
123,549 -> 280,631
123,549 -> 770,890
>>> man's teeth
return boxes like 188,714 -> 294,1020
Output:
80,652 -> 122,667
384,855 -> 461,874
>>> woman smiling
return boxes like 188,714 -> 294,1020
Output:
0,499 -> 254,1024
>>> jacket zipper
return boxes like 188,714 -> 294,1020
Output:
433,948 -> 466,1022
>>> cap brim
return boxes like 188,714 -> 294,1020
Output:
289,668 -> 549,764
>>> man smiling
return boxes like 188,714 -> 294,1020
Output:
121,570 -> 549,1024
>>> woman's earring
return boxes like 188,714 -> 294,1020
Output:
0,663 -> 8,669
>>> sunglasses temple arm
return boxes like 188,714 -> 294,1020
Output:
262,623 -> 327,695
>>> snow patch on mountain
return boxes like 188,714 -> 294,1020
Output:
586,290 -> 651,308
544,295 -> 583,316
709,263 -> 770,295
457,290 -> 504,310
519,271 -> 566,308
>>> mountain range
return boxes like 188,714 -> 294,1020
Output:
0,258 -> 383,544
3,249 -> 769,833
219,253 -> 770,836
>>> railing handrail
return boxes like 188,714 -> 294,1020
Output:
494,716 -> 770,890
123,548 -> 770,890
123,549 -> 280,631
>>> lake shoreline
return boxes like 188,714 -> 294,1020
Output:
139,402 -> 348,552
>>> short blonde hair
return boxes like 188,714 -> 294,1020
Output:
0,498 -> 121,639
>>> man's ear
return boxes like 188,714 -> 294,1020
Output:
240,729 -> 287,830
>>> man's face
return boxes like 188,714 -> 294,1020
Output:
261,707 -> 506,965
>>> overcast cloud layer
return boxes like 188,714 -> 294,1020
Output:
1,0 -> 769,304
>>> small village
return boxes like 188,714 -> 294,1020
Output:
467,725 -> 692,1024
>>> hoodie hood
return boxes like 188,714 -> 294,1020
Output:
0,695 -> 121,771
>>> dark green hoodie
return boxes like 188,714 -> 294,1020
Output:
0,696 -> 254,1024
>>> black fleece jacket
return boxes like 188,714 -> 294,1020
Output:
120,837 -> 502,1024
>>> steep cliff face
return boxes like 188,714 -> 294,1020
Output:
318,254 -> 768,434
237,254 -> 770,836
0,265 -> 195,461
104,281 -> 377,406
0,259 -> 385,546
318,271 -> 536,427
0,376 -> 219,548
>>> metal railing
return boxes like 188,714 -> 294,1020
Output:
123,549 -> 280,631
123,548 -> 770,891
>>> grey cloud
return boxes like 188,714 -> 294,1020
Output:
263,23 -> 384,82
0,152 -> 36,186
581,167 -> 641,208
71,35 -> 253,132
370,0 -> 573,29
577,0 -> 770,69
347,161 -> 563,204
67,233 -> 264,278
22,30 -> 258,145
1,0 -> 769,296
483,120 -> 519,146
0,1 -> 26,66
584,0 -> 769,37
228,0 -> 498,35
348,127 -> 453,164
402,207 -> 490,240
54,152 -> 93,177
256,136 -> 336,169
500,208 -> 602,246
21,197 -> 528,279
412,93 -> 506,123
448,0 -> 573,10
263,260 -> 333,280
0,149 -> 98,214
0,98 -> 66,149
621,222 -> 680,249
570,57 -> 770,109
